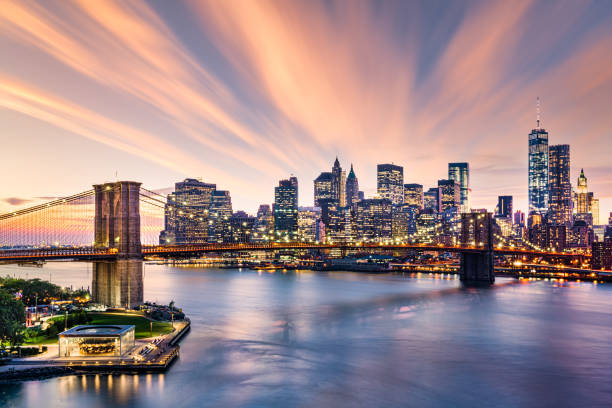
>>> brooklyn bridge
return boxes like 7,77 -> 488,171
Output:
0,181 -> 590,284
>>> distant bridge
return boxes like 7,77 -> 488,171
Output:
0,181 -> 590,283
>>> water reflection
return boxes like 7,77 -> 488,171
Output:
91,260 -> 143,308
2,267 -> 612,407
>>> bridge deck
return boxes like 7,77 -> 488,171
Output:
0,243 -> 588,261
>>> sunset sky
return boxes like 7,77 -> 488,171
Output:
1,0 -> 611,217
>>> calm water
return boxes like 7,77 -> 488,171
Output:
2,262 -> 612,407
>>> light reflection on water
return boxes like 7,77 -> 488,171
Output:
2,263 -> 612,407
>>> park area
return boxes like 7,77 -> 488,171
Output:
23,312 -> 173,346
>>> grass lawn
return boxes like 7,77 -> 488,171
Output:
88,313 -> 173,338
24,312 -> 173,345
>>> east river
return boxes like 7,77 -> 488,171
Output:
2,262 -> 612,407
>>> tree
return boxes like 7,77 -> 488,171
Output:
0,290 -> 26,348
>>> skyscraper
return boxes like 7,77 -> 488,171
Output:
355,198 -> 392,241
377,164 -> 404,205
548,144 -> 572,225
424,187 -> 441,213
159,178 -> 216,244
437,179 -> 460,211
345,164 -> 360,207
207,190 -> 233,243
575,169 -> 600,226
576,168 -> 589,214
448,163 -> 470,213
528,119 -> 549,215
403,184 -> 424,209
496,196 -> 513,219
314,172 -> 333,207
274,178 -> 298,241
331,157 -> 346,207
253,204 -> 274,242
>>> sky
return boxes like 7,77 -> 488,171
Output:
1,0 -> 611,219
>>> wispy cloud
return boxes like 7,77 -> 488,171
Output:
0,0 -> 611,214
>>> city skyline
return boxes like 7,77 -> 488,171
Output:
1,0 -> 612,216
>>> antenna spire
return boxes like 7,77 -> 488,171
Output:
536,96 -> 541,129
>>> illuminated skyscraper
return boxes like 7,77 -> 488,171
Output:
437,179 -> 460,211
345,164 -> 360,207
548,144 -> 572,225
314,172 -> 333,207
576,169 -> 589,214
575,168 -> 599,225
496,196 -> 513,219
528,116 -> 549,215
253,204 -> 274,242
207,190 -> 233,243
355,198 -> 392,241
331,157 -> 346,207
274,177 -> 299,241
159,178 -> 215,244
377,164 -> 403,205
404,184 -> 424,209
448,163 -> 470,212
424,187 -> 441,213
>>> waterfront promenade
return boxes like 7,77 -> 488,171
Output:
0,320 -> 190,381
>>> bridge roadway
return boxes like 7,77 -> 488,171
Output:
0,242 -> 588,262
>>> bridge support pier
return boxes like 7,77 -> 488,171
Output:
92,259 -> 143,308
459,213 -> 495,284
93,181 -> 142,258
460,251 -> 495,284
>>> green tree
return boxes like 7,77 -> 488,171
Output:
0,290 -> 26,348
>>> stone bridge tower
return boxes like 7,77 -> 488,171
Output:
459,212 -> 495,284
93,181 -> 142,258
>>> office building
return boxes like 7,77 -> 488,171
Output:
345,164 -> 360,207
207,190 -> 233,243
229,211 -> 255,243
448,163 -> 470,213
331,157 -> 346,207
274,178 -> 299,241
404,184 -> 424,209
424,187 -> 441,213
159,178 -> 216,245
548,144 -> 572,225
253,205 -> 274,242
377,164 -> 404,205
575,169 -> 599,226
298,207 -> 323,242
496,196 -> 513,219
437,179 -> 460,211
592,242 -> 612,270
355,198 -> 392,241
528,122 -> 549,215
314,172 -> 333,207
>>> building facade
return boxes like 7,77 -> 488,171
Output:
548,144 -> 572,225
159,178 -> 216,245
207,190 -> 233,243
448,162 -> 470,213
437,179 -> 460,212
377,164 -> 404,205
274,178 -> 299,241
403,184 -> 424,209
345,164 -> 360,207
528,125 -> 549,215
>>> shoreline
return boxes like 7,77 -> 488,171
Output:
1,319 -> 190,383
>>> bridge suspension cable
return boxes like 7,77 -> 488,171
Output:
0,189 -> 96,248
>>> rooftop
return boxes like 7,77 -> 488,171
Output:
59,325 -> 135,337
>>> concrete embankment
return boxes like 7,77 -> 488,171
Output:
0,366 -> 78,383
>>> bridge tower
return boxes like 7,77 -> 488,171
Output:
459,212 -> 495,284
93,181 -> 142,258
